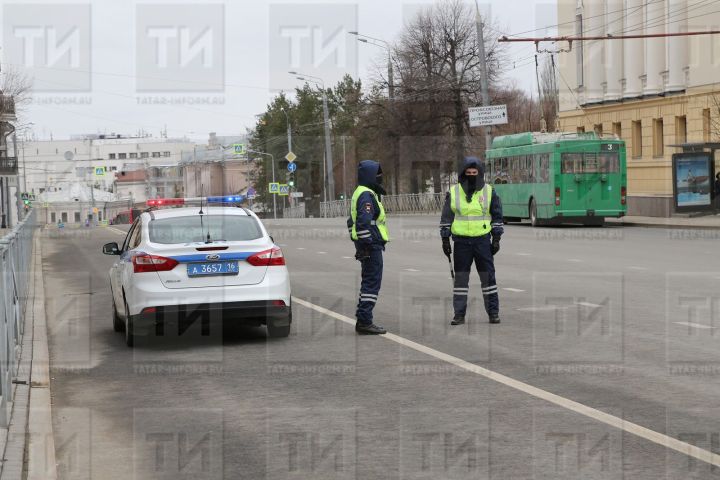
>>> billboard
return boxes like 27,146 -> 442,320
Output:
672,153 -> 714,212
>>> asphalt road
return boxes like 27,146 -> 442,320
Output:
41,217 -> 720,479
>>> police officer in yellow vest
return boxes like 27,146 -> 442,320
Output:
440,157 -> 504,325
348,160 -> 389,335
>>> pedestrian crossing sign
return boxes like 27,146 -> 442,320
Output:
233,143 -> 246,155
94,166 -> 105,176
269,182 -> 279,194
278,184 -> 290,196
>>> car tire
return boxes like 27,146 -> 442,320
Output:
124,300 -> 135,348
112,301 -> 125,333
267,307 -> 292,338
530,199 -> 543,227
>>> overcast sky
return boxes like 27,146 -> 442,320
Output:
1,0 -> 557,141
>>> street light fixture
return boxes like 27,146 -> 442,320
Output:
288,71 -> 335,201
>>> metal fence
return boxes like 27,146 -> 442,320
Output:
283,204 -> 306,219
0,210 -> 35,425
321,193 -> 445,218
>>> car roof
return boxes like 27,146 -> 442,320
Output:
141,206 -> 253,220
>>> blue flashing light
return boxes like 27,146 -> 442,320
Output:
207,195 -> 245,204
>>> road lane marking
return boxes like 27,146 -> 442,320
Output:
516,305 -> 570,312
293,296 -> 720,468
107,227 -> 127,236
515,253 -> 531,256
503,288 -> 525,293
342,256 -> 353,259
405,268 -> 420,272
576,301 -> 603,308
628,266 -> 648,271
567,258 -> 582,262
674,322 -> 716,330
297,247 -> 306,250
317,251 -> 327,255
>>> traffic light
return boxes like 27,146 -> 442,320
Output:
288,174 -> 295,187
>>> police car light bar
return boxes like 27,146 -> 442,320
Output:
146,196 -> 246,208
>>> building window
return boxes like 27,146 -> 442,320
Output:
152,152 -> 161,158
129,152 -> 138,159
141,152 -> 149,158
703,108 -> 711,142
576,14 -> 584,87
632,120 -> 642,158
675,116 -> 687,144
612,122 -> 622,138
577,126 -> 585,134
594,124 -> 603,136
119,153 -> 127,159
110,166 -> 118,171
108,153 -> 116,159
74,212 -> 81,223
50,212 -> 56,223
163,151 -> 171,157
653,118 -> 664,157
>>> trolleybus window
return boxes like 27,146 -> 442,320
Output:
561,152 -> 619,173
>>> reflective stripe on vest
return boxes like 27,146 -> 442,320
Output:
351,186 -> 389,242
450,184 -> 492,237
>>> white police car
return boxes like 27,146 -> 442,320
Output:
102,197 -> 291,346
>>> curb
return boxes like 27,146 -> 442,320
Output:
26,234 -> 57,480
607,219 -> 720,230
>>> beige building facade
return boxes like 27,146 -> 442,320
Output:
557,0 -> 720,216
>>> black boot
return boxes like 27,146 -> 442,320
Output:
451,315 -> 465,326
355,323 -> 387,335
489,314 -> 500,324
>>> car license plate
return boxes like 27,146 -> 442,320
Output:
187,261 -> 239,277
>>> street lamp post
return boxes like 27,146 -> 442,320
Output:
249,150 -> 276,219
289,72 -> 335,201
349,32 -> 398,194
280,107 -> 294,207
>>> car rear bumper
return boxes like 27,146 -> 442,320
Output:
130,300 -> 291,335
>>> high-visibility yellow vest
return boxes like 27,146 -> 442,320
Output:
350,186 -> 389,242
449,183 -> 492,237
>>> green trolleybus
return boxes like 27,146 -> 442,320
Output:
485,132 -> 627,226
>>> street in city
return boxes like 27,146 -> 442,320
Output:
38,218 -> 720,479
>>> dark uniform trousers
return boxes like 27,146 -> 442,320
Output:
356,248 -> 383,325
452,234 -> 499,316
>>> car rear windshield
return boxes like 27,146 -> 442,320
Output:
148,215 -> 263,244
561,152 -> 619,174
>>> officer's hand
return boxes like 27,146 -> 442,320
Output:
442,237 -> 452,256
491,239 -> 500,256
355,244 -> 371,261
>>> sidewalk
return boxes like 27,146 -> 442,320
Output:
608,213 -> 720,229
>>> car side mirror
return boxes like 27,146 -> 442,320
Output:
103,242 -> 120,255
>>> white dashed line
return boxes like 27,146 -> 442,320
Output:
342,256 -> 353,259
297,247 -> 306,250
293,297 -> 720,469
516,253 -> 531,256
317,251 -> 327,255
628,266 -> 648,271
503,288 -> 525,293
107,227 -> 127,236
567,259 -> 582,263
404,268 -> 421,272
517,305 -> 569,312
576,301 -> 603,308
674,322 -> 715,330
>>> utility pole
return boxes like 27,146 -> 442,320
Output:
475,1 -> 493,153
342,136 -> 347,200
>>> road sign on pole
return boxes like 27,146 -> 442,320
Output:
269,182 -> 279,194
94,166 -> 106,176
233,143 -> 246,155
290,192 -> 303,198
469,105 -> 508,127
285,151 -> 297,163
287,162 -> 297,173
278,184 -> 290,196
247,187 -> 257,199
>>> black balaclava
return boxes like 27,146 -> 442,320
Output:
458,157 -> 484,202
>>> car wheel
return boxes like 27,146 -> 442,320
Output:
267,307 -> 292,338
124,300 -> 135,348
112,300 -> 125,333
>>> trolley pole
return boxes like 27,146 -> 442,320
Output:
475,1 -> 493,153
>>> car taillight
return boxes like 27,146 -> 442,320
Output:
621,186 -> 627,205
247,247 -> 286,266
132,253 -> 179,273
555,187 -> 561,206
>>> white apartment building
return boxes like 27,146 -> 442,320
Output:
20,134 -> 195,202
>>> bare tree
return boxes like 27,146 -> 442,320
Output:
539,55 -> 559,132
0,65 -> 33,121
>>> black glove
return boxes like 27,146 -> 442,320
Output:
355,244 -> 371,261
442,237 -> 452,257
491,239 -> 500,256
